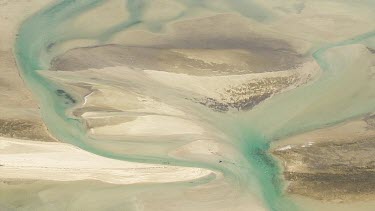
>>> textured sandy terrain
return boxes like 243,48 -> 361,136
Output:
272,116 -> 375,202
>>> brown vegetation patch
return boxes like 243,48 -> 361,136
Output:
0,119 -> 55,142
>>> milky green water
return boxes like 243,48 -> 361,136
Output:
13,0 -> 375,210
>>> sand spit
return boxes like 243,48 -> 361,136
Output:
272,117 -> 375,202
0,137 -> 212,184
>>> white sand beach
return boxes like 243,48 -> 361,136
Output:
0,137 -> 212,184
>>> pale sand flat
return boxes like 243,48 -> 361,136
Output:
0,137 -> 212,184
90,115 -> 205,136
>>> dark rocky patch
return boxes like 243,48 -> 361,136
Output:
0,119 -> 55,142
195,75 -> 300,112
367,47 -> 375,54
364,114 -> 375,127
193,97 -> 229,112
285,171 -> 375,202
56,89 -> 76,104
273,138 -> 375,201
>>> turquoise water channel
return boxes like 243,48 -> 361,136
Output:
15,1 -> 375,210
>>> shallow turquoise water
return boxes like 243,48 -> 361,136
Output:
14,1 -> 375,210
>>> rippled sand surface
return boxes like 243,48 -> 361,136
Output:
2,0 -> 375,210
